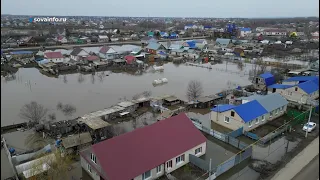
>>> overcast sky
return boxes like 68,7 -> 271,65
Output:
1,0 -> 319,18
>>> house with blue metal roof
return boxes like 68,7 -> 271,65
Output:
211,100 -> 269,132
240,28 -> 252,37
146,42 -> 165,55
253,72 -> 276,91
211,93 -> 289,132
268,77 -> 319,105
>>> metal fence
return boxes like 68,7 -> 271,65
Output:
215,146 -> 253,177
189,154 -> 210,172
243,131 -> 260,140
193,122 -> 248,150
228,127 -> 243,138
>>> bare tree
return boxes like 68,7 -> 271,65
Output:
56,102 -> 63,110
186,80 -> 203,101
61,104 -> 76,118
237,61 -> 244,71
63,75 -> 67,84
19,102 -> 48,124
77,74 -> 84,83
91,74 -> 95,84
132,90 -> 152,100
29,151 -> 75,180
48,113 -> 56,121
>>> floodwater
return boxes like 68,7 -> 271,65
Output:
1,62 -> 251,126
216,136 -> 301,180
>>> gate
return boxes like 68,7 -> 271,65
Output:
189,154 -> 210,171
228,127 -> 243,138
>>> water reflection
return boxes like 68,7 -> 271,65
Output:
1,63 -> 251,126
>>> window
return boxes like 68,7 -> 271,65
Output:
176,154 -> 185,164
231,111 -> 235,117
156,165 -> 161,173
255,118 -> 259,124
166,160 -> 172,169
87,163 -> 92,173
224,116 -> 230,123
142,170 -> 151,180
195,147 -> 202,155
91,153 -> 97,164
261,115 -> 265,122
295,87 -> 298,91
248,121 -> 252,127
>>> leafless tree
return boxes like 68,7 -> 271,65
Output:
237,61 -> 244,71
186,80 -> 203,101
78,73 -> 84,83
132,90 -> 152,100
48,113 -> 56,121
61,104 -> 76,118
91,74 -> 95,84
63,75 -> 67,84
56,102 -> 63,110
19,101 -> 48,124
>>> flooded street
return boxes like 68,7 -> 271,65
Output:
1,62 -> 251,126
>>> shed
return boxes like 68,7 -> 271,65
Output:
62,132 -> 92,149
79,117 -> 111,130
260,72 -> 276,86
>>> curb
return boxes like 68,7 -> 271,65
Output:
271,137 -> 319,180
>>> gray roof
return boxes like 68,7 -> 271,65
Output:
62,132 -> 92,149
256,93 -> 288,112
70,48 -> 83,56
215,38 -> 231,46
146,42 -> 162,50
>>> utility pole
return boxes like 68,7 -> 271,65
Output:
305,106 -> 313,138
209,158 -> 212,180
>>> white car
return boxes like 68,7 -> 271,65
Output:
302,122 -> 317,132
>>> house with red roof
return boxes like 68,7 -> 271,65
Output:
85,55 -> 100,64
44,51 -> 64,63
98,46 -> 117,60
80,113 -> 207,180
124,55 -> 136,64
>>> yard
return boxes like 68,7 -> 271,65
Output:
211,122 -> 233,134
158,163 -> 208,180
250,115 -> 289,138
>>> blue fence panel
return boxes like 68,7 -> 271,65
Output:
316,106 -> 319,113
228,136 -> 240,148
215,156 -> 236,176
228,127 -> 243,138
244,131 -> 260,140
239,141 -> 248,150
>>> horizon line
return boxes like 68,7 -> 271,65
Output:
1,14 -> 319,19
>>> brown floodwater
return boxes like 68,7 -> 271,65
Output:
1,62 -> 251,126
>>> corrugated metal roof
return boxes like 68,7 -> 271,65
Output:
260,72 -> 276,86
297,81 -> 319,94
215,38 -> 231,46
146,42 -> 161,50
283,76 -> 318,82
62,132 -> 92,149
268,84 -> 293,89
211,104 -> 236,112
89,113 -> 206,180
256,93 -> 288,112
233,100 -> 268,123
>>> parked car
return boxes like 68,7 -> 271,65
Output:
302,122 -> 317,132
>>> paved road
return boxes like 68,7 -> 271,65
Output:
2,36 -> 209,51
292,155 -> 319,180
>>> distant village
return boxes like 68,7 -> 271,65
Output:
1,15 -> 319,180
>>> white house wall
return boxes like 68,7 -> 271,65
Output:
133,142 -> 206,180
211,110 -> 244,131
268,87 -> 319,104
80,156 -> 101,180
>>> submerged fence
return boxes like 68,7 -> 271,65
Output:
2,137 -> 19,180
